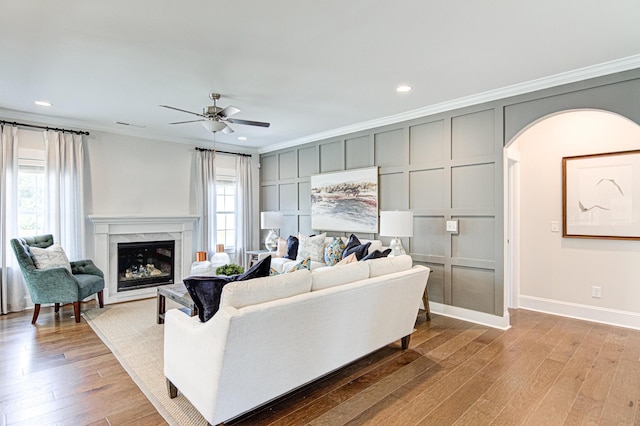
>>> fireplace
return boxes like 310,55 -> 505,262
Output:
117,240 -> 175,291
89,214 -> 197,304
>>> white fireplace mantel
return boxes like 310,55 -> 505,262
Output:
89,214 -> 199,304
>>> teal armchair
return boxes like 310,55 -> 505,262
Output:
10,234 -> 104,324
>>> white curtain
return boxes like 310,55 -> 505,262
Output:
44,131 -> 86,260
0,125 -> 28,313
195,150 -> 217,257
235,155 -> 253,268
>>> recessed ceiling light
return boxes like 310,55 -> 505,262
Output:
237,136 -> 247,141
34,100 -> 52,107
396,85 -> 412,93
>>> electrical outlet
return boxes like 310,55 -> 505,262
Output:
550,221 -> 560,232
446,220 -> 458,233
592,286 -> 602,299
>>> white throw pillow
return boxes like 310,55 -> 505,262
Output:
29,243 -> 72,272
297,233 -> 326,263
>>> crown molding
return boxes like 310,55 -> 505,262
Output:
260,54 -> 640,154
0,108 -> 258,155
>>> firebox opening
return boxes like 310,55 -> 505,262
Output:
117,240 -> 175,291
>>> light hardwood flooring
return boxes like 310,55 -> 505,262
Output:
1,302 -> 639,425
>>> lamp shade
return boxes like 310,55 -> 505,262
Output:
260,211 -> 283,229
379,211 -> 413,237
201,120 -> 228,133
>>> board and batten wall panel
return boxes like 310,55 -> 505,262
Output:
260,104 -> 504,316
259,69 -> 640,321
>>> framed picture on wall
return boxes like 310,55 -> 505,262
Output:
563,149 -> 640,240
311,167 -> 378,233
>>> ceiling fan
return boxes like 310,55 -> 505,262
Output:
160,93 -> 270,134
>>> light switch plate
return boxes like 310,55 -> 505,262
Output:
550,221 -> 560,233
446,220 -> 458,233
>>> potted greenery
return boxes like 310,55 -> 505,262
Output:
216,263 -> 245,276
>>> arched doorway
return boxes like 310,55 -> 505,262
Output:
505,109 -> 640,328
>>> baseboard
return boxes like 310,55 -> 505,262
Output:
519,295 -> 640,331
429,302 -> 511,330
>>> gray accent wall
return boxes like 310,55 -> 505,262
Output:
260,69 -> 640,318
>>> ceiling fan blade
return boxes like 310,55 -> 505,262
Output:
169,119 -> 205,125
227,118 -> 270,128
218,105 -> 241,118
222,125 -> 234,134
159,105 -> 206,118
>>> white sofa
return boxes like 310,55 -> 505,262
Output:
163,255 -> 430,425
261,236 -> 384,273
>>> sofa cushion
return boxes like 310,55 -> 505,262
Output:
361,248 -> 392,261
311,261 -> 369,291
366,254 -> 413,278
221,269 -> 312,309
29,243 -> 72,272
185,255 -> 272,322
297,233 -> 326,262
324,237 -> 345,266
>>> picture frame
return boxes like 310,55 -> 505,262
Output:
310,167 -> 378,233
563,149 -> 640,240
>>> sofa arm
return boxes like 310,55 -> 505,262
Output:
71,259 -> 104,278
257,252 -> 276,261
164,307 -> 236,422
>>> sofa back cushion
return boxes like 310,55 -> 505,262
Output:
221,269 -> 312,309
311,261 -> 369,291
366,254 -> 413,278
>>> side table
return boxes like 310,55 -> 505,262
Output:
246,249 -> 270,267
157,283 -> 198,324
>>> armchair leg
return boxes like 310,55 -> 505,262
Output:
54,303 -> 60,313
73,302 -> 81,323
31,304 -> 41,324
97,290 -> 104,308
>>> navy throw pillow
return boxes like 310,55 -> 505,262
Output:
361,248 -> 392,261
285,235 -> 299,260
342,234 -> 361,259
185,255 -> 272,322
343,234 -> 372,260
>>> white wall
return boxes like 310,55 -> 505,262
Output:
83,130 -> 261,257
85,131 -> 195,215
510,110 -> 640,326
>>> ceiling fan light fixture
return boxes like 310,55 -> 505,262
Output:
201,120 -> 227,133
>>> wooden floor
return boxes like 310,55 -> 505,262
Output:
2,304 -> 640,426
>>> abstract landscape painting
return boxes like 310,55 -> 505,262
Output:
311,167 -> 378,233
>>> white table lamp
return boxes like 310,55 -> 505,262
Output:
379,211 -> 414,256
260,211 -> 283,251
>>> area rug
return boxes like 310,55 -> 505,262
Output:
82,298 -> 208,426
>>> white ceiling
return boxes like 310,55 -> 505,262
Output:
1,1 -> 639,153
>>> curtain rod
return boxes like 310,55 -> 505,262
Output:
0,119 -> 90,136
195,147 -> 252,157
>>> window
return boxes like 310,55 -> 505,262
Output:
216,177 -> 236,249
17,158 -> 45,237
